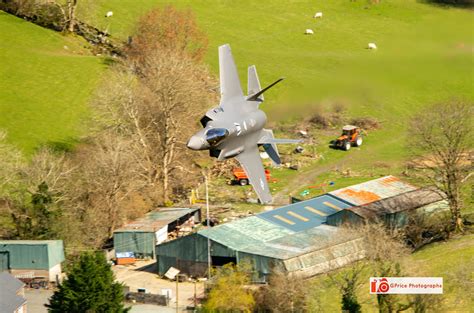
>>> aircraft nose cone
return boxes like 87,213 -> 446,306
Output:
187,136 -> 207,150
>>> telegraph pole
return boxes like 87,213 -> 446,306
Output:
176,274 -> 179,313
205,175 -> 211,279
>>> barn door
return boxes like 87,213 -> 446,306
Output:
0,251 -> 9,271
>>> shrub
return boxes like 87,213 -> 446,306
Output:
349,117 -> 380,130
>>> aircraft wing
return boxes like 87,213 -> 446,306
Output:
236,146 -> 272,204
218,44 -> 244,107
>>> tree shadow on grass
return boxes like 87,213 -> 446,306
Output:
39,138 -> 81,153
418,0 -> 474,8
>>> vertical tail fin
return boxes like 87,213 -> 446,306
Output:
247,65 -> 263,102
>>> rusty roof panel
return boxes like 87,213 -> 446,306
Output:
329,176 -> 417,206
348,188 -> 445,219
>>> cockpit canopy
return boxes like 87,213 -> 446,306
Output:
205,128 -> 228,146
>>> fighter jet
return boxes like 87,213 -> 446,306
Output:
187,44 -> 300,204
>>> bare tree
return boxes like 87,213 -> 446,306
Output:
127,5 -> 208,67
256,267 -> 308,312
408,100 -> 473,232
61,130 -> 148,247
346,222 -> 413,313
403,210 -> 450,250
92,5 -> 215,205
0,131 -> 24,196
0,143 -> 73,240
93,57 -> 215,204
57,0 -> 79,32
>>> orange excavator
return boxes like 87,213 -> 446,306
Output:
334,125 -> 363,151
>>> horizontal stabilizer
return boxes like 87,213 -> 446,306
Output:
259,138 -> 302,144
263,144 -> 281,166
247,77 -> 284,102
258,129 -> 281,166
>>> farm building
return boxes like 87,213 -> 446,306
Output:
156,195 -> 364,282
329,175 -> 417,206
114,207 -> 201,259
327,188 -> 448,227
0,240 -> 65,282
0,272 -> 27,313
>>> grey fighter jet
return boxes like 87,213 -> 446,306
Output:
187,44 -> 300,204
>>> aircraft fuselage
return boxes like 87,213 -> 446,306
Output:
187,104 -> 267,161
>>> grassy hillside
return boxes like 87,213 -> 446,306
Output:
1,1 -> 472,184
0,11 -> 105,154
309,234 -> 474,312
80,1 -> 472,184
178,0 -> 473,166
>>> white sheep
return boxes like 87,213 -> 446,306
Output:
105,11 -> 113,17
305,29 -> 314,35
314,12 -> 323,18
368,43 -> 377,49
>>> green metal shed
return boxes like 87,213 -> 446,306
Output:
114,207 -> 201,259
0,240 -> 64,270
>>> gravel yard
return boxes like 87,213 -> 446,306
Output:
113,260 -> 205,311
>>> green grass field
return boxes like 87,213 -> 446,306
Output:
1,0 -> 472,210
1,1 -> 472,174
309,234 -> 474,312
77,0 -> 474,206
0,11 -> 105,154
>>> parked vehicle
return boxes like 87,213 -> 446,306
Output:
334,125 -> 363,151
233,168 -> 271,186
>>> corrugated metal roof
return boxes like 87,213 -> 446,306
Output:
115,207 -> 199,232
0,272 -> 24,293
157,177 -> 418,263
199,216 -> 294,252
198,214 -> 356,260
257,194 -> 352,232
347,188 -> 445,219
0,273 -> 26,313
239,225 -> 345,259
195,194 -> 355,260
200,223 -> 355,260
329,176 -> 417,206
0,240 -> 60,245
0,293 -> 25,313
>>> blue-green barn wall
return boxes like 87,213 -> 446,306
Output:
0,241 -> 64,270
113,232 -> 156,258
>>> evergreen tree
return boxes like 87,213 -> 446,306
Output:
10,181 -> 61,239
46,252 -> 129,313
341,289 -> 362,313
31,181 -> 58,238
